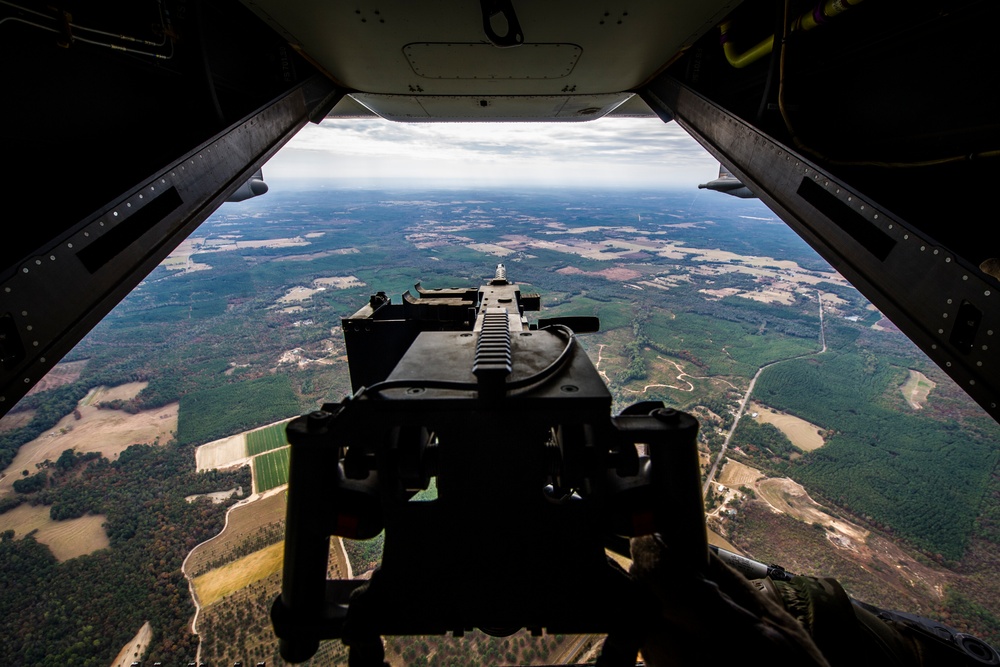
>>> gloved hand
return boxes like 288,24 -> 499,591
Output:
600,534 -> 830,666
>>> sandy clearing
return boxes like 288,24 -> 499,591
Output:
421,229 -> 846,290
276,278 -> 365,305
700,287 -> 742,300
900,369 -> 935,409
164,237 -> 203,261
186,488 -> 242,504
749,476 -> 948,598
162,257 -> 212,273
639,274 -> 692,289
202,237 -> 310,251
871,317 -> 901,332
819,292 -> 849,309
276,247 -> 360,262
195,434 -> 248,472
555,266 -> 644,281
690,248 -> 804,270
740,289 -> 796,305
193,541 -> 284,607
469,243 -> 515,256
277,286 -> 320,303
0,400 -> 178,495
110,621 -> 152,667
314,275 -> 364,289
549,225 -> 641,234
757,478 -> 869,550
0,503 -> 109,561
688,261 -> 846,288
750,402 -> 825,451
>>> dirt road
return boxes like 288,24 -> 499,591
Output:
702,291 -> 828,497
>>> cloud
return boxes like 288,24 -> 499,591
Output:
265,116 -> 719,188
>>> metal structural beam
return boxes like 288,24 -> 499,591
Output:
642,76 -> 999,421
0,77 -> 340,415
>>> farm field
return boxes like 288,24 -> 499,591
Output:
246,421 -> 291,456
192,508 -> 353,666
253,447 -> 290,494
185,491 -> 287,576
193,542 -> 285,607
718,459 -> 764,488
195,434 -> 248,472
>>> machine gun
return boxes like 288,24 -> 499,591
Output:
270,265 -> 709,664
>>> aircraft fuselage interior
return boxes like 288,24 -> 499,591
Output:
2,0 -> 997,422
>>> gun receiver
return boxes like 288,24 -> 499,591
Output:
271,265 -> 708,664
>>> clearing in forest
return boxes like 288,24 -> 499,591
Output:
79,382 -> 149,406
24,359 -> 89,396
0,389 -> 177,494
718,459 -> 764,488
757,478 -> 868,551
314,275 -> 365,289
750,402 -> 825,451
900,369 -> 935,409
0,410 -> 34,433
0,503 -> 109,561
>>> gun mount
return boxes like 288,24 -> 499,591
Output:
271,266 -> 708,664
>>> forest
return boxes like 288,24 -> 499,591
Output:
1,187 -> 998,663
749,346 -> 999,561
0,441 -> 249,665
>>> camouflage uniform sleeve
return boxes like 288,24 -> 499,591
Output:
756,575 -> 996,666
622,534 -> 831,666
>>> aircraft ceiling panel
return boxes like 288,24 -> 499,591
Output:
403,42 -> 582,80
240,0 -> 741,96
351,92 -> 633,122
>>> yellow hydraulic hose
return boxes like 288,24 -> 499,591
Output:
720,0 -> 865,69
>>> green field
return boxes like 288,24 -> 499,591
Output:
254,447 -> 290,493
246,422 -> 290,456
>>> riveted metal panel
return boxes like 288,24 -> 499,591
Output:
643,77 -> 1000,421
0,77 -> 339,416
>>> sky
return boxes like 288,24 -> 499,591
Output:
263,114 -> 722,190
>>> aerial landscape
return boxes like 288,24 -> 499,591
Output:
0,185 -> 997,666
